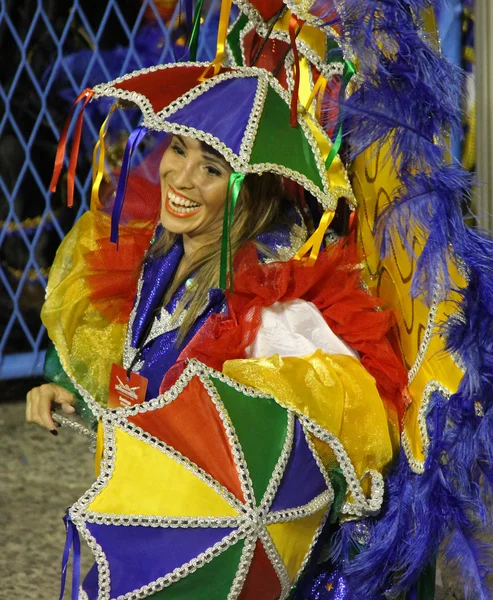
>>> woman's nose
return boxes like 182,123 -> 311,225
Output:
173,159 -> 196,189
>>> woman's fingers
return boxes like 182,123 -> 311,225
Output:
36,385 -> 58,430
25,383 -> 76,431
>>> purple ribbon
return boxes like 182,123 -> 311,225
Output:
110,126 -> 148,244
59,510 -> 81,600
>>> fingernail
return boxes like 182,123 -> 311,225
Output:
50,429 -> 58,436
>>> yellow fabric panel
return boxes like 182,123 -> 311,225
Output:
41,210 -> 127,407
88,427 -> 239,518
223,350 -> 394,479
267,508 -> 327,582
352,141 -> 465,464
274,10 -> 327,60
309,434 -> 339,472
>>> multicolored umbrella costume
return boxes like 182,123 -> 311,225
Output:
72,360 -> 383,600
44,1 -> 493,599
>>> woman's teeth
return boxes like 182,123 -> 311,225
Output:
168,191 -> 200,213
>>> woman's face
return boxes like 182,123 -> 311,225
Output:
159,135 -> 232,241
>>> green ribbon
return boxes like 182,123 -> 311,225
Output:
219,172 -> 245,292
325,59 -> 356,169
188,0 -> 203,62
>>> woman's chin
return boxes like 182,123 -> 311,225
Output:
160,210 -> 198,234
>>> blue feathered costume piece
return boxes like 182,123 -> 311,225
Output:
288,1 -> 493,598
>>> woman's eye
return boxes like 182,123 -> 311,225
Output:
206,166 -> 221,177
172,144 -> 185,156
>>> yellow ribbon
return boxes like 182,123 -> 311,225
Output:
91,103 -> 117,209
199,0 -> 232,81
303,74 -> 327,115
294,208 -> 335,266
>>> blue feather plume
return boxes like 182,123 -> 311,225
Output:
308,1 -> 493,597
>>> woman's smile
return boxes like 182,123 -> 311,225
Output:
165,186 -> 201,218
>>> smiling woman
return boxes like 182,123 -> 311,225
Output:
25,27 -> 410,600
153,134 -> 292,346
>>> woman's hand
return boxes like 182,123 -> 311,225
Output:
26,383 -> 76,434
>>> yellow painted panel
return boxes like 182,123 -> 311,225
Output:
267,509 -> 327,582
89,427 -> 238,518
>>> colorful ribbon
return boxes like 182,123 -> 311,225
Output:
289,15 -> 305,127
293,208 -> 335,266
303,74 -> 327,114
58,510 -> 81,600
325,60 -> 355,169
110,126 -> 147,245
219,172 -> 245,292
49,88 -> 94,207
188,0 -> 204,61
199,0 -> 232,81
91,103 -> 117,208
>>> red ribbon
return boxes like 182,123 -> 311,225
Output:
289,15 -> 304,127
49,88 -> 94,207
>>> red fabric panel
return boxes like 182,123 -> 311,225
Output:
175,234 -> 409,424
238,540 -> 282,599
114,66 -> 232,113
128,376 -> 245,502
242,29 -> 289,89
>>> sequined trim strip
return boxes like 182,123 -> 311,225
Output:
401,380 -> 453,475
258,527 -> 291,598
258,411 -> 295,516
300,416 -> 384,517
227,533 -> 257,599
84,512 -> 246,529
265,490 -> 332,525
122,271 -> 144,370
52,413 -> 96,440
407,289 -> 440,385
200,374 -> 258,510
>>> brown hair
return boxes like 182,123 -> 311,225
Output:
149,172 -> 291,343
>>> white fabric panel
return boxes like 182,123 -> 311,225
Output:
246,299 -> 359,359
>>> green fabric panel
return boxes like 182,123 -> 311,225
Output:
44,344 -> 98,430
147,538 -> 245,600
250,87 -> 324,191
212,377 -> 288,504
226,13 -> 249,66
326,38 -> 344,63
328,468 -> 347,524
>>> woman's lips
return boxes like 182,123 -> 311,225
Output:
165,188 -> 201,218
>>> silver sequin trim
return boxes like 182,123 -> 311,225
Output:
401,380 -> 453,474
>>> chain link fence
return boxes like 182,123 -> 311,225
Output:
0,0 -> 221,380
